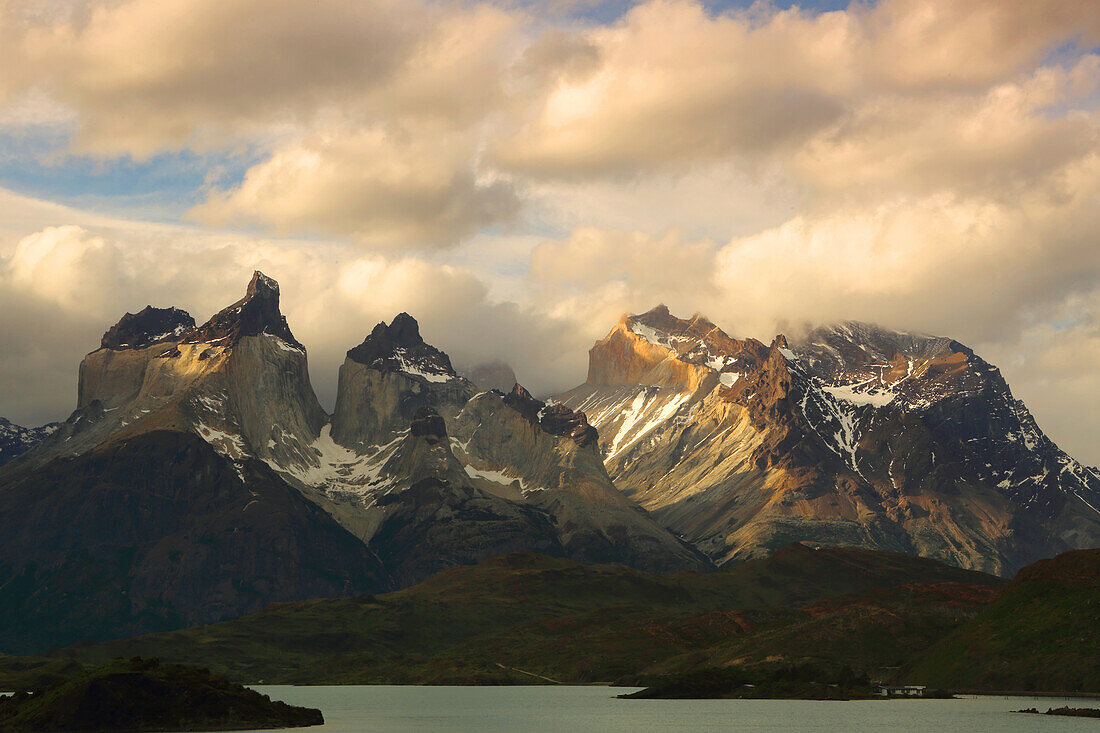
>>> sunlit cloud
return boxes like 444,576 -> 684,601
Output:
0,0 -> 1099,463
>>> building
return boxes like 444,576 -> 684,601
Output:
874,684 -> 927,697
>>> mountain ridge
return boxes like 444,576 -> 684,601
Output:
2,277 -> 1097,655
557,306 -> 1100,575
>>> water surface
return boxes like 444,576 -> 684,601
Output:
241,685 -> 1100,732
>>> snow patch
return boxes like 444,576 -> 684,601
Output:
607,390 -> 691,460
822,382 -> 896,407
719,372 -> 740,388
269,425 -> 402,503
196,424 -> 248,459
391,347 -> 453,383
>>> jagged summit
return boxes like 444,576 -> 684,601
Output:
100,306 -> 195,350
501,383 -> 598,447
182,271 -> 302,349
346,312 -> 456,382
0,417 -> 60,468
587,305 -> 762,390
560,308 -> 1100,575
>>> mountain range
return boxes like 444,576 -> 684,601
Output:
1,272 -> 1097,652
558,306 -> 1100,575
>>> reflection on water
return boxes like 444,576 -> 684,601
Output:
234,685 -> 1100,733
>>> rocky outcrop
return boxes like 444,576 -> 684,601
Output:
181,271 -> 302,349
451,386 -> 709,572
22,271 -> 327,476
0,657 -> 325,731
559,308 -> 1100,575
99,306 -> 195,350
331,314 -> 476,450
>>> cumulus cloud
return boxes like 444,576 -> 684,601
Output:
2,0 -> 1100,463
1,0 -> 523,246
492,0 -> 1100,178
1,0 -> 422,154
191,125 -> 520,247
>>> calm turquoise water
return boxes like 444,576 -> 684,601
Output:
240,685 -> 1100,732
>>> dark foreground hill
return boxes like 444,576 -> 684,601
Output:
0,657 -> 322,731
908,548 -> 1100,693
20,545 -> 999,686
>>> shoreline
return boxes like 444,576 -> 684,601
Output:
962,690 -> 1100,700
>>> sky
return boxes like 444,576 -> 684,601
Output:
0,0 -> 1099,465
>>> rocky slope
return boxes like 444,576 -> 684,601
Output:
0,430 -> 389,654
0,418 -> 59,468
0,273 -> 387,652
558,306 -> 1100,575
450,385 -> 708,572
1,278 -> 706,653
270,313 -> 707,582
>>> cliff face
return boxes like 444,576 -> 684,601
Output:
364,408 -> 566,587
21,272 -> 326,477
330,313 -> 476,450
0,273 -> 377,653
270,313 -> 708,582
558,307 -> 1100,575
451,385 -> 709,572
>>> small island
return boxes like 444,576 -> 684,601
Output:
1016,706 -> 1100,719
0,657 -> 322,732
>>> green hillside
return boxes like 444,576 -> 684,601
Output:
908,548 -> 1100,693
8,544 -> 998,686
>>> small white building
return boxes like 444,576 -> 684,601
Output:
875,684 -> 927,697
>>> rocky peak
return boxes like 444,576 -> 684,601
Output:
182,271 -> 303,349
100,306 -> 195,350
588,305 -> 765,391
0,417 -> 60,468
386,312 -> 422,345
502,383 -> 598,447
540,403 -> 599,447
409,407 -> 448,445
346,313 -> 456,382
787,321 -> 991,412
502,383 -> 541,421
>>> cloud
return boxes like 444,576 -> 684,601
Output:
491,0 -> 1100,179
191,125 -> 520,247
0,217 -> 590,426
793,57 -> 1100,203
492,1 -> 850,177
2,0 -> 424,155
2,0 -> 1100,464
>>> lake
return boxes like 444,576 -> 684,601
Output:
239,685 -> 1100,732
